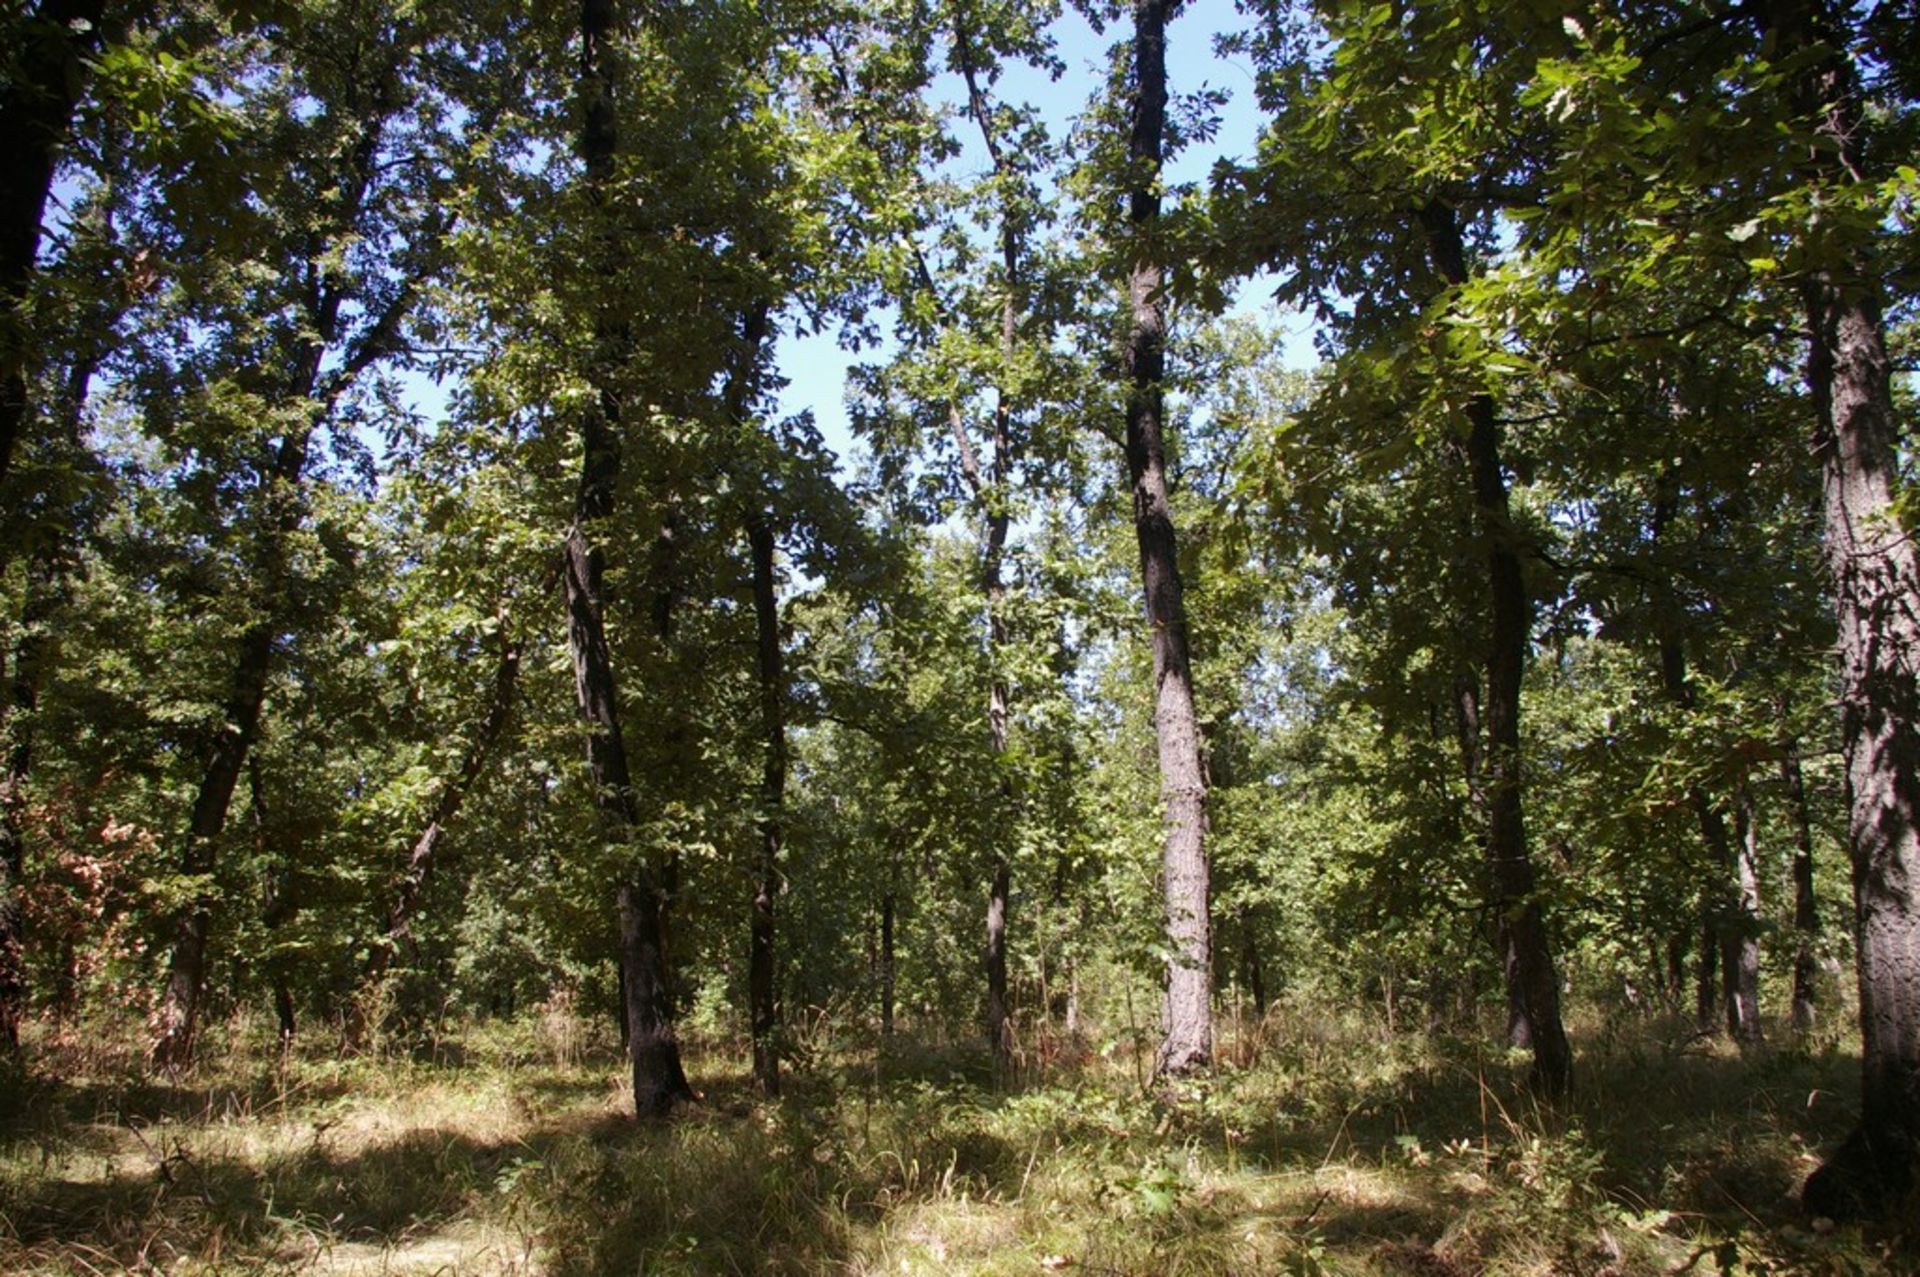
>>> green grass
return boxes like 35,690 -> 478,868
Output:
0,1002 -> 1908,1275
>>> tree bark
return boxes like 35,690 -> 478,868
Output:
1419,201 -> 1570,1098
0,0 -> 109,487
1725,784 -> 1764,1044
1761,0 -> 1920,1218
1127,0 -> 1211,1078
1780,741 -> 1820,1031
573,0 -> 691,1119
733,297 -> 782,1097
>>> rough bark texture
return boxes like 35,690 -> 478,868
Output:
1127,0 -> 1211,1078
572,0 -> 691,1119
1780,742 -> 1821,1031
1760,0 -> 1920,1218
0,0 -> 109,486
1420,201 -> 1570,1099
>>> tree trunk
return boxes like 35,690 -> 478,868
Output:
1725,784 -> 1764,1045
748,514 -> 784,1097
1126,0 -> 1211,1079
1762,0 -> 1920,1218
1420,200 -> 1570,1098
0,0 -> 109,487
0,571 -> 55,1052
880,886 -> 896,1039
1780,741 -> 1820,1031
346,609 -> 520,1050
572,0 -> 690,1118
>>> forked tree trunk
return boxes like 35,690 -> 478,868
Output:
573,0 -> 690,1119
1127,0 -> 1211,1078
1419,201 -> 1570,1098
1766,0 -> 1920,1217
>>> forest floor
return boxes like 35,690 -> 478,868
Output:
0,1002 -> 1910,1276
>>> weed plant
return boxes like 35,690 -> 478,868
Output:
0,999 -> 1908,1275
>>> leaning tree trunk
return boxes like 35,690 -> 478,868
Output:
572,0 -> 690,1119
1419,200 -> 1571,1099
346,609 -> 520,1051
1126,0 -> 1211,1078
1763,0 -> 1920,1218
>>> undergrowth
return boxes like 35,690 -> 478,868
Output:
0,1000 -> 1910,1275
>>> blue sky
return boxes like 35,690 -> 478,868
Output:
772,0 -> 1314,474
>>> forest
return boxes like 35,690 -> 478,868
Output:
1,0 -> 1916,1272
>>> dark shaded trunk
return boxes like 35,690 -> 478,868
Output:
346,611 -> 521,1050
1242,923 -> 1267,1018
153,542 -> 297,1071
1780,741 -> 1820,1031
0,0 -> 109,486
1762,0 -> 1920,1219
880,886 -> 896,1039
572,0 -> 690,1118
1126,0 -> 1211,1079
1420,200 -> 1570,1098
748,514 -> 783,1096
1695,918 -> 1719,1033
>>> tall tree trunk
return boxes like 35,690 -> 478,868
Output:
1126,0 -> 1212,1078
346,609 -> 521,1050
715,302 -> 781,1096
1780,741 -> 1820,1031
747,516 -> 783,1095
0,0 -> 109,487
880,884 -> 896,1040
1420,201 -> 1570,1098
1764,0 -> 1920,1218
950,15 -> 1023,1075
573,0 -> 690,1119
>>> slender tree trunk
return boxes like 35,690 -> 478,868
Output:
1762,0 -> 1920,1217
880,885 -> 896,1039
748,514 -> 784,1096
0,0 -> 109,487
1695,917 -> 1719,1034
1126,0 -> 1211,1078
346,610 -> 520,1050
0,564 -> 57,1052
1725,784 -> 1764,1044
1419,201 -> 1570,1098
1780,741 -> 1820,1031
949,17 -> 1024,1075
572,0 -> 690,1118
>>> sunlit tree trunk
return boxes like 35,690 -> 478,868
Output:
1767,0 -> 1920,1216
1127,0 -> 1211,1077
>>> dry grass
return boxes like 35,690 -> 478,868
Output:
0,1003 -> 1909,1275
